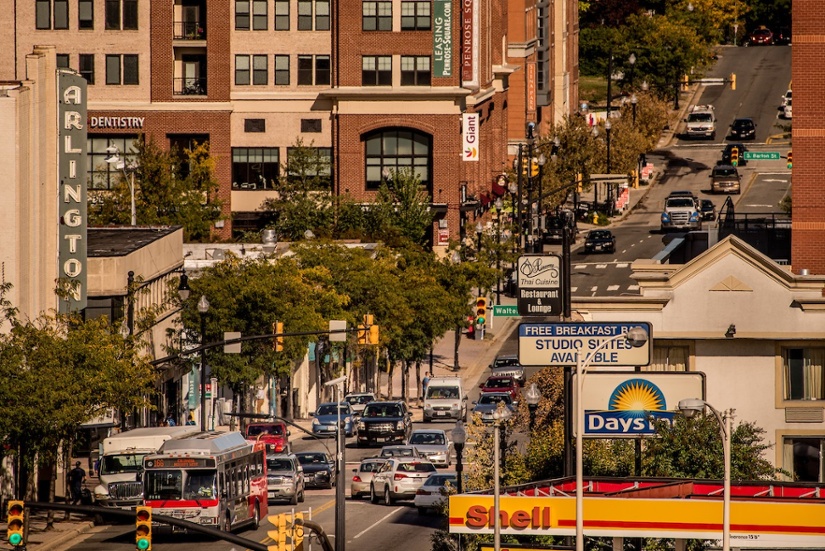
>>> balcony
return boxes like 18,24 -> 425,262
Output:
174,20 -> 206,40
173,77 -> 207,96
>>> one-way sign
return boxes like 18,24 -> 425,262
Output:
516,254 -> 562,317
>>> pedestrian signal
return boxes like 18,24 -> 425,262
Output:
7,500 -> 24,547
135,506 -> 152,551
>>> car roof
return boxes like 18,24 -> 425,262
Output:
668,190 -> 694,196
714,164 -> 737,170
411,428 -> 447,435
345,392 -> 375,397
733,117 -> 754,123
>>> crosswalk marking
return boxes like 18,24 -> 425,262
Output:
607,285 -> 620,291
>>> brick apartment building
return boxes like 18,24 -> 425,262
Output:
792,1 -> 825,274
0,0 -> 577,247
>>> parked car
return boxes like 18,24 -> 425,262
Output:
774,28 -> 792,45
478,375 -> 520,401
784,98 -> 792,120
414,473 -> 457,515
344,392 -> 376,416
379,444 -> 421,459
748,26 -> 773,45
407,429 -> 452,468
471,392 -> 516,423
489,354 -> 525,385
295,451 -> 336,489
356,401 -> 413,446
781,89 -> 792,107
701,199 -> 717,221
721,143 -> 748,166
245,421 -> 290,454
583,230 -> 616,254
729,118 -> 756,140
350,457 -> 386,499
265,453 -> 305,505
311,402 -> 355,437
370,458 -> 438,505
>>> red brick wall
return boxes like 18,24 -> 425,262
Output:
791,1 -> 825,274
89,110 -> 233,239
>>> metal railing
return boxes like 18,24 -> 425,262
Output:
173,20 -> 206,39
173,77 -> 207,96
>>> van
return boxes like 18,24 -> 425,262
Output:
423,377 -> 467,422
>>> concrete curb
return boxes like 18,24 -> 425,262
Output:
30,520 -> 96,551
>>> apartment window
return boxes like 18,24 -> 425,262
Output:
253,55 -> 268,85
362,56 -> 391,86
274,55 -> 289,85
78,0 -> 94,28
235,55 -> 250,85
36,0 -> 68,29
56,54 -> 70,68
315,0 -> 329,30
401,56 -> 430,85
79,54 -> 95,84
235,0 -> 250,29
274,0 -> 289,29
362,1 -> 391,31
88,135 -> 138,189
784,347 -> 825,400
286,147 -> 332,188
252,0 -> 267,30
401,0 -> 430,30
232,147 -> 279,190
783,437 -> 825,482
647,345 -> 688,371
301,119 -> 322,133
105,0 -> 137,29
364,129 -> 431,190
297,0 -> 312,29
105,54 -> 138,85
297,55 -> 329,86
245,119 -> 266,133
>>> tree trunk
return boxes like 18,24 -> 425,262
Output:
387,359 -> 395,400
46,449 -> 56,530
285,373 -> 293,421
454,325 -> 461,371
415,360 -> 422,405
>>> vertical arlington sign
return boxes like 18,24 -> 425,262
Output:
58,69 -> 88,313
433,0 -> 452,77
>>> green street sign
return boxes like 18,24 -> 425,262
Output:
494,305 -> 519,317
743,151 -> 781,160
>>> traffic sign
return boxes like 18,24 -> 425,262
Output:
743,151 -> 780,160
516,254 -> 563,317
493,305 -> 519,317
517,322 -> 652,367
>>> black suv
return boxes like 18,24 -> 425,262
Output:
729,118 -> 756,140
356,401 -> 413,447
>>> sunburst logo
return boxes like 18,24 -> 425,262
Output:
585,378 -> 673,435
608,379 -> 666,416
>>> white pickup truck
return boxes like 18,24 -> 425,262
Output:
661,196 -> 702,232
684,104 -> 716,140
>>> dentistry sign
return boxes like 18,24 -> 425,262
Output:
58,69 -> 88,313
572,372 -> 706,437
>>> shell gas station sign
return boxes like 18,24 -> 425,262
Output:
449,495 -> 825,548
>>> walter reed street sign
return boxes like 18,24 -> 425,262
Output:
518,322 -> 652,367
516,254 -> 562,317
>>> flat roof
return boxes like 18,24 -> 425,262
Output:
88,226 -> 181,257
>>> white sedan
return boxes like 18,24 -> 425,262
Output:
413,473 -> 457,515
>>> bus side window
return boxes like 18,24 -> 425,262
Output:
219,471 -> 226,498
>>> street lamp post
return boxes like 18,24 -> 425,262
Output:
197,295 -> 210,431
451,421 -> 466,494
104,146 -> 137,226
525,382 -> 541,430
450,250 -> 462,372
678,398 -> 731,551
325,375 -> 348,551
535,153 -> 546,252
495,198 -> 503,305
476,221 -> 483,254
575,327 -> 648,551
591,127 -> 600,211
492,405 -> 512,551
631,94 -> 638,126
605,120 -> 612,215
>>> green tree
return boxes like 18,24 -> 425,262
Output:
88,136 -> 224,242
365,168 -> 435,248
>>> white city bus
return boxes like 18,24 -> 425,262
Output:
143,431 -> 268,532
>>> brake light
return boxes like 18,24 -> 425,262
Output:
416,489 -> 430,495
394,473 -> 408,480
353,475 -> 362,482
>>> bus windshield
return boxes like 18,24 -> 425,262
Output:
144,469 -> 217,501
100,453 -> 147,475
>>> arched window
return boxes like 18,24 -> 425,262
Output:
364,129 -> 431,190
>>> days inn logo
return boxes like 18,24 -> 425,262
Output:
585,378 -> 675,436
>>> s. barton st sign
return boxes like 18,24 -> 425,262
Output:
58,70 -> 88,313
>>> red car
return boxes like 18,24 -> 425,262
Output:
749,27 -> 773,45
245,421 -> 291,454
479,375 -> 521,401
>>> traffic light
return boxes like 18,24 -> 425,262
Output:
681,74 -> 689,91
357,324 -> 367,345
135,505 -> 152,551
576,173 -> 583,193
268,512 -> 287,551
274,321 -> 284,352
730,73 -> 736,91
475,296 -> 487,326
632,169 -> 639,189
267,513 -> 304,551
787,150 -> 793,169
531,158 -> 539,177
369,324 -> 379,345
730,147 -> 739,168
6,500 -> 24,547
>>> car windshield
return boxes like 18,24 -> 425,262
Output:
267,458 -> 294,471
485,378 -> 512,388
426,386 -> 458,399
100,453 -> 146,475
688,113 -> 713,122
397,462 -> 437,473
360,461 -> 383,472
346,395 -> 373,405
666,198 -> 695,208
247,424 -> 284,437
478,394 -> 512,405
493,357 -> 520,368
317,404 -> 348,416
363,404 -> 403,417
425,475 -> 457,487
382,447 -> 415,457
702,200 -> 714,209
410,432 -> 446,445
297,454 -> 327,464
714,167 -> 737,177
588,231 -> 611,239
734,120 -> 753,129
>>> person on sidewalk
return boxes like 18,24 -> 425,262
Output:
422,372 -> 431,402
68,461 -> 86,505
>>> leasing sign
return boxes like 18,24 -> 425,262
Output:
433,0 -> 452,77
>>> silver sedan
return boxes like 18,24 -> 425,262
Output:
350,457 -> 386,499
407,429 -> 452,468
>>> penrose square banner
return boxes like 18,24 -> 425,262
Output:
433,0 -> 453,77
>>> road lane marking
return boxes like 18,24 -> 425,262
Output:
616,263 -> 629,268
596,264 -> 607,269
607,285 -> 620,291
628,285 -> 640,291
351,508 -> 403,540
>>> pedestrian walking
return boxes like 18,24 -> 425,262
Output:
422,371 -> 431,401
68,461 -> 86,505
255,385 -> 266,414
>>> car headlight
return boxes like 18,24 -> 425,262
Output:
358,421 -> 365,430
661,213 -> 670,223
312,418 -> 320,426
690,212 -> 700,222
395,421 -> 405,429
